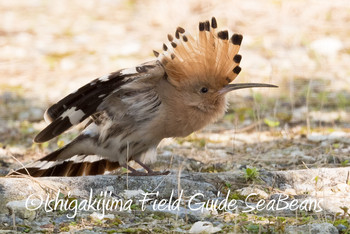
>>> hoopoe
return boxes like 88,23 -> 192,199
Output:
13,17 -> 277,177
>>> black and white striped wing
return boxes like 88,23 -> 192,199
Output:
34,61 -> 164,143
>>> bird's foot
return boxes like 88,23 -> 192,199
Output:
121,160 -> 170,176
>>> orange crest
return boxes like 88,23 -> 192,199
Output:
153,17 -> 243,89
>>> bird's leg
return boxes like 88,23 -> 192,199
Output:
133,159 -> 152,173
134,159 -> 170,176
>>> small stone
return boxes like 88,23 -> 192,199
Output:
123,189 -> 145,199
18,112 -> 30,121
6,199 -> 41,221
0,214 -> 10,224
60,58 -> 75,70
307,132 -> 350,143
292,107 -> 308,122
33,216 -> 51,226
89,212 -> 114,222
105,186 -> 114,193
307,133 -> 327,142
291,150 -> 316,163
189,221 -> 221,234
236,187 -> 269,199
285,222 -> 338,234
161,150 -> 173,157
329,131 -> 350,142
54,215 -> 71,224
18,108 -> 44,122
336,224 -> 347,232
284,188 -> 297,196
310,37 -> 343,57
28,107 -> 44,122
0,213 -> 23,226
144,204 -> 208,223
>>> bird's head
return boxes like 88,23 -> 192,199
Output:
154,17 -> 277,112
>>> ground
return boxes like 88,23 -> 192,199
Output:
0,0 -> 350,233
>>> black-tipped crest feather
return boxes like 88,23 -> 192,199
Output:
155,17 -> 244,88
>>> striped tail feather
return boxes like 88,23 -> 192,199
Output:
13,150 -> 121,177
12,135 -> 122,177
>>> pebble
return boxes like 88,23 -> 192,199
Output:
18,107 -> 44,122
336,224 -> 347,232
6,199 -> 41,221
307,131 -> 350,143
236,187 -> 269,199
89,212 -> 115,222
123,189 -> 145,199
189,221 -> 222,234
54,215 -> 72,224
310,37 -> 343,57
285,222 -> 338,234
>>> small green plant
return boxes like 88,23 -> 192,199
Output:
228,191 -> 247,201
243,167 -> 260,181
18,225 -> 31,233
340,206 -> 349,217
60,225 -> 70,232
341,160 -> 349,167
333,218 -> 349,231
93,219 -> 103,226
130,204 -> 141,210
70,221 -> 77,226
244,223 -> 260,233
264,118 -> 280,128
274,217 -> 286,232
336,93 -> 350,109
112,217 -> 123,226
106,230 -> 118,234
57,139 -> 65,148
152,214 -> 164,220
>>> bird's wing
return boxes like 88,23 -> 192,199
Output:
34,61 -> 165,143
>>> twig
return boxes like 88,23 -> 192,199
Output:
6,154 -> 31,177
234,120 -> 264,133
306,80 -> 312,135
6,154 -> 60,193
302,161 -> 310,169
12,212 -> 16,231
126,141 -> 129,190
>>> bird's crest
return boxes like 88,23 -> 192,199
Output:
153,17 -> 243,89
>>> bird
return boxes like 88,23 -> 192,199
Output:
12,17 -> 277,177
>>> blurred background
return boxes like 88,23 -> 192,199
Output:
0,0 -> 349,175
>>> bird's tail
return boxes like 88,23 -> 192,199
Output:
11,137 -> 120,177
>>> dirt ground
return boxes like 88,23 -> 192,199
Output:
0,0 -> 350,233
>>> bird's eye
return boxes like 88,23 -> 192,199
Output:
200,87 -> 208,93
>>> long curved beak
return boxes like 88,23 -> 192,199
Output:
219,83 -> 278,94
